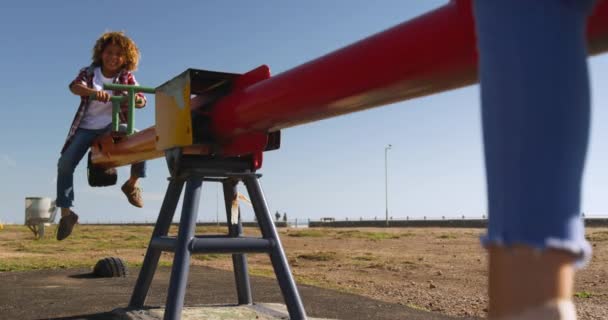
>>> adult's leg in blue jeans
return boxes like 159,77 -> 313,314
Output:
474,0 -> 595,318
56,127 -> 108,212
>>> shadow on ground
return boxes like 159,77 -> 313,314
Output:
0,266 -> 477,320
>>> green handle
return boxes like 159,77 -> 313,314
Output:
90,84 -> 155,136
103,83 -> 156,94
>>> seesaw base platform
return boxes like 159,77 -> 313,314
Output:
112,303 -> 332,320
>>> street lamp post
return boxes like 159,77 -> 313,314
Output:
216,183 -> 219,226
384,144 -> 392,227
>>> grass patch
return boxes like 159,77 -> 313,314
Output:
398,231 -> 415,238
335,230 -> 400,241
294,274 -> 350,292
366,262 -> 388,270
191,254 -> 226,262
0,225 -> 157,272
287,230 -> 326,238
297,251 -> 337,261
586,231 -> 608,242
364,260 -> 406,272
574,291 -> 593,299
406,303 -> 429,311
437,233 -> 458,240
0,256 -> 97,272
352,255 -> 375,261
0,251 -> 174,272
128,260 -> 174,268
248,267 -> 276,278
194,226 -> 228,234
248,267 -> 352,293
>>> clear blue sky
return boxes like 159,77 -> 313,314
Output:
1,1 -> 607,224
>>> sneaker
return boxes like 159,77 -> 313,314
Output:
121,181 -> 144,208
495,299 -> 576,320
57,211 -> 79,241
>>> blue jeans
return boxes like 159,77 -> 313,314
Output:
56,124 -> 146,208
474,0 -> 595,266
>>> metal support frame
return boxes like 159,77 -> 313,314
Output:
223,180 -> 253,304
129,154 -> 307,320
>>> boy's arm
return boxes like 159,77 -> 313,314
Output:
70,83 -> 110,102
68,67 -> 110,102
69,83 -> 96,97
69,67 -> 90,95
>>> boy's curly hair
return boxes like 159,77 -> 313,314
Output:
92,31 -> 140,71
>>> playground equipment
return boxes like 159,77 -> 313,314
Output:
82,1 -> 608,320
93,257 -> 128,278
24,197 -> 57,239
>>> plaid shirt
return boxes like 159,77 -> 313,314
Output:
61,65 -> 147,154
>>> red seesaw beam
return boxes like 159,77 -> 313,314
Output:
91,0 -> 608,169
210,0 -> 608,142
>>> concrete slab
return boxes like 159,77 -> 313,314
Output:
112,303 -> 331,320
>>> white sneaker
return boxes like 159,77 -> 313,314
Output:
495,300 -> 576,320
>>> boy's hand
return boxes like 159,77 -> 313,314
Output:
135,97 -> 145,108
95,90 -> 111,102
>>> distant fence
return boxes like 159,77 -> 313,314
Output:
309,218 -> 608,228
13,218 -> 607,228
309,219 -> 486,228
587,219 -> 608,227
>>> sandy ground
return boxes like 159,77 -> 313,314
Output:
214,227 -> 608,319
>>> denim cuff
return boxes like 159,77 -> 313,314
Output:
481,215 -> 592,268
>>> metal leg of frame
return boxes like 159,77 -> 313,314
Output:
164,178 -> 203,320
222,179 -> 253,305
130,179 -> 185,308
243,175 -> 307,320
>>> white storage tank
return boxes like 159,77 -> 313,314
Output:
25,197 -> 57,239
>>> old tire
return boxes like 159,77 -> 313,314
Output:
87,152 -> 117,187
93,257 -> 128,278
